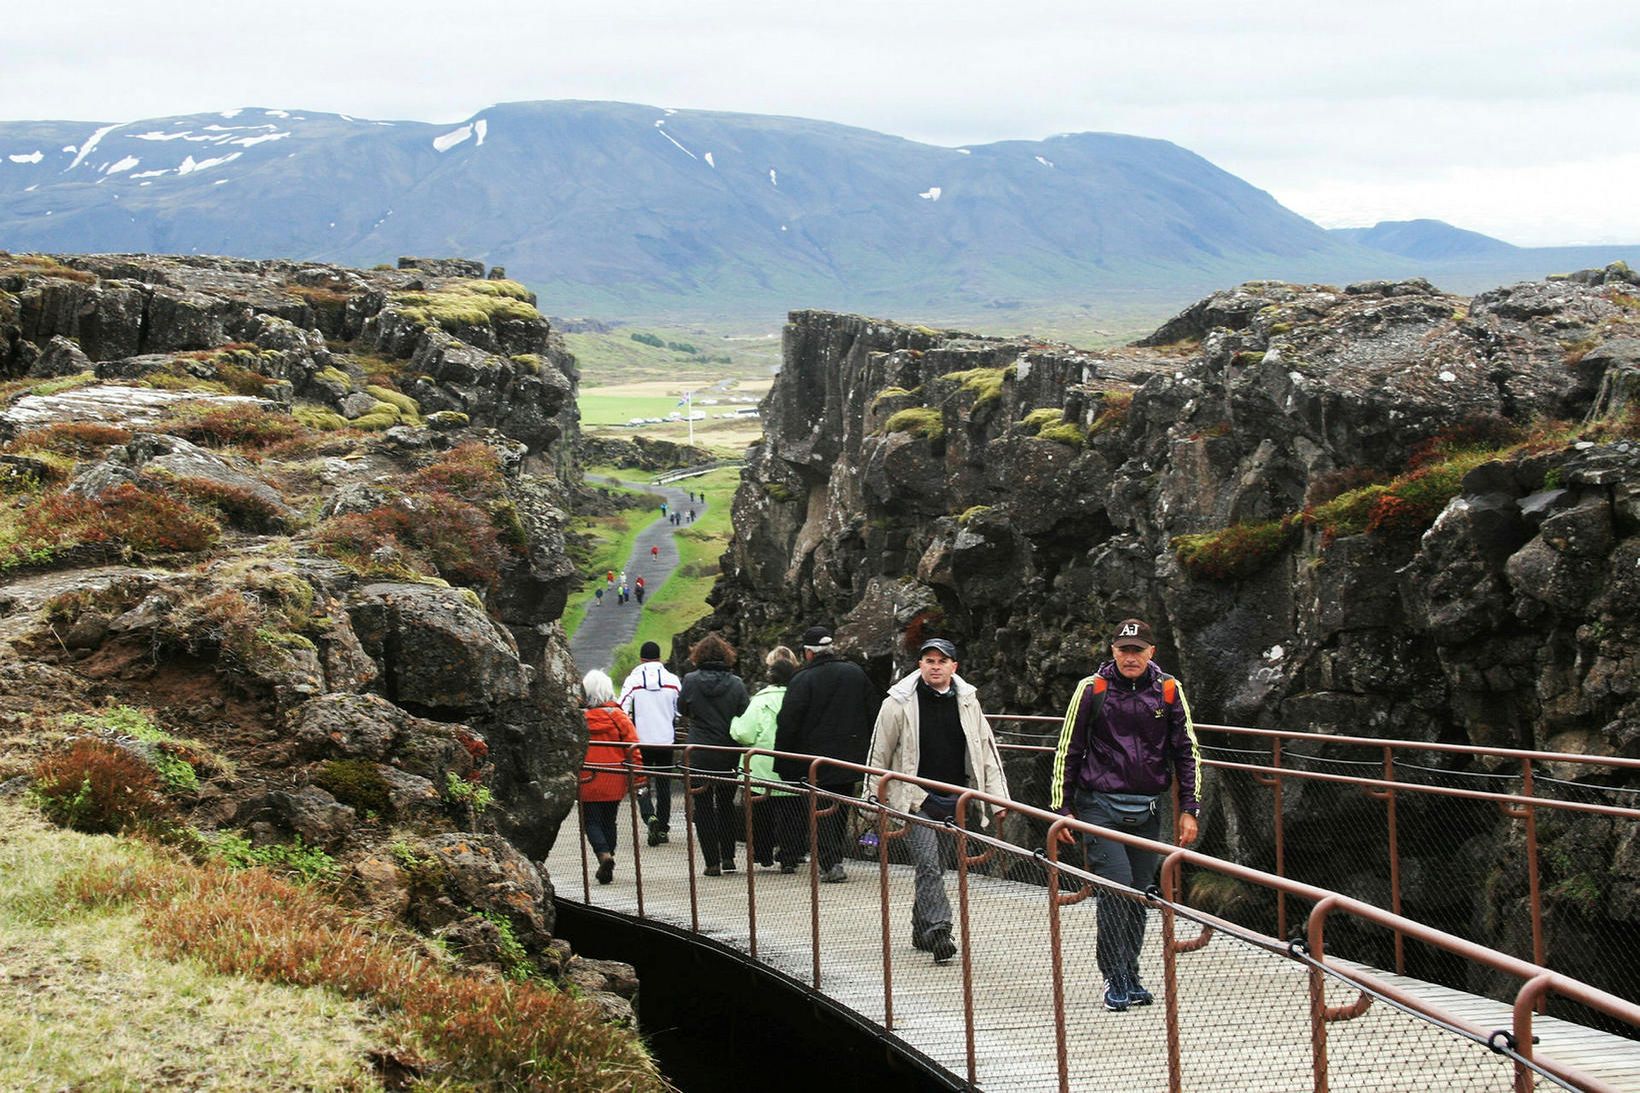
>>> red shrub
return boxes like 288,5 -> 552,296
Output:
411,442 -> 506,503
11,421 -> 133,456
157,404 -> 310,449
32,739 -> 170,833
6,484 -> 220,566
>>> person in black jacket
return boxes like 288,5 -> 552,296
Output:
679,632 -> 751,876
773,625 -> 882,882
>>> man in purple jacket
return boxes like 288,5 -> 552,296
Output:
1051,618 -> 1201,1013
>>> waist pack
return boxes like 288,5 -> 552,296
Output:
921,791 -> 960,823
1098,791 -> 1158,827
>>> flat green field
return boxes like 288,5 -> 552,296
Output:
579,394 -> 689,426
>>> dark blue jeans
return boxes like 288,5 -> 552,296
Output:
636,746 -> 675,831
1072,788 -> 1162,984
583,800 -> 619,858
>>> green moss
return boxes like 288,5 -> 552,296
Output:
956,505 -> 992,525
1230,350 -> 1266,368
291,404 -> 350,432
762,481 -> 795,502
394,281 -> 541,331
1037,422 -> 1086,446
365,385 -> 422,423
883,406 -> 945,440
1268,322 -> 1293,335
426,411 -> 470,430
944,366 -> 1008,407
313,759 -> 392,815
1020,407 -> 1063,433
1173,518 -> 1300,581
29,372 -> 98,398
350,408 -> 401,431
316,366 -> 354,390
509,354 -> 543,374
870,386 -> 915,409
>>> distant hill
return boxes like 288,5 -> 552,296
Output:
1329,219 -> 1517,260
0,101 -> 1633,322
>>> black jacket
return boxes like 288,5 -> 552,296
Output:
679,662 -> 750,772
773,654 -> 881,785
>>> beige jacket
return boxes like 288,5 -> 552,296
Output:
865,671 -> 1009,826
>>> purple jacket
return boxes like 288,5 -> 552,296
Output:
1050,661 -> 1201,814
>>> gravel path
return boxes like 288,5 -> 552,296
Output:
568,478 -> 708,676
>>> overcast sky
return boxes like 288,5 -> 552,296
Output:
7,1 -> 1637,246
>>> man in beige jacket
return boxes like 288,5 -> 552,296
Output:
866,637 -> 1009,964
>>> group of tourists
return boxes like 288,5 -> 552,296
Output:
575,615 -> 1199,1010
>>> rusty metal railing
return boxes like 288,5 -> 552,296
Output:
990,716 -> 1640,996
557,740 -> 1640,1092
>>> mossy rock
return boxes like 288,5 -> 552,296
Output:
882,406 -> 945,440
365,385 -> 422,421
313,759 -> 392,814
426,410 -> 470,431
292,404 -> 350,431
1037,422 -> 1086,447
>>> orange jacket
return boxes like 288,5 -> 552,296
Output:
581,703 -> 643,801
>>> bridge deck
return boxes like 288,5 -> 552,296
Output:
548,806 -> 1639,1091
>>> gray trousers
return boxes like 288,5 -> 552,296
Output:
904,805 -> 953,943
1072,788 -> 1162,983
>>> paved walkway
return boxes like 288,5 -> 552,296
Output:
569,477 -> 709,676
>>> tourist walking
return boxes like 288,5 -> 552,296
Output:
594,586 -> 604,608
679,633 -> 750,876
579,669 -> 643,886
866,637 -> 1007,963
730,646 -> 804,871
1051,618 -> 1201,1012
650,544 -> 659,562
774,626 -> 882,883
619,641 -> 682,846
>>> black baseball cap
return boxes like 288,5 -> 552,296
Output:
640,641 -> 662,659
1111,618 -> 1154,649
801,626 -> 833,648
917,637 -> 960,660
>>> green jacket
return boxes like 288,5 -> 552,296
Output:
729,684 -> 795,797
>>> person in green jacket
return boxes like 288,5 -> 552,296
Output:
730,646 -> 804,872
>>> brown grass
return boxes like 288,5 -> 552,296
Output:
66,855 -> 665,1091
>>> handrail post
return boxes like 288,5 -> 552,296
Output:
877,777 -> 896,1031
808,757 -> 825,989
742,761 -> 757,959
683,745 -> 699,933
1160,851 -> 1186,1093
576,794 -> 591,902
1513,973 -> 1551,1093
626,749 -> 645,917
1273,737 -> 1287,941
1383,747 -> 1403,974
1045,819 -> 1073,1093
1307,895 -> 1337,1093
1522,761 -> 1545,970
956,790 -> 978,1088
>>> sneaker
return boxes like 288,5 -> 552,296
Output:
779,862 -> 798,874
1126,975 -> 1153,1007
930,929 -> 958,964
820,863 -> 848,884
1103,976 -> 1130,1012
595,856 -> 615,885
657,829 -> 670,844
756,854 -> 774,868
647,819 -> 663,847
703,864 -> 721,877
721,859 -> 737,873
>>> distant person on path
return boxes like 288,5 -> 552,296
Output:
606,570 -> 615,587
594,586 -> 604,608
635,583 -> 645,606
650,544 -> 660,562
620,642 -> 682,846
688,509 -> 696,523
617,582 -> 628,605
867,637 -> 1008,964
1051,618 -> 1201,1013
730,646 -> 804,871
579,669 -> 643,886
774,626 -> 882,883
660,501 -> 668,518
679,633 -> 750,876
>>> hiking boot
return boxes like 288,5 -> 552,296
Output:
820,863 -> 848,883
930,929 -> 958,964
1126,975 -> 1154,1007
647,819 -> 663,847
779,862 -> 798,874
1103,975 -> 1130,1012
721,859 -> 737,873
595,855 -> 615,885
703,864 -> 721,877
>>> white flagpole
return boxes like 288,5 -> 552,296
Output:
686,390 -> 694,447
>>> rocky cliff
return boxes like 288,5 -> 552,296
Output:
0,251 -> 638,1016
693,265 -> 1640,988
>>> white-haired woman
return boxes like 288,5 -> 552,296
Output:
580,669 -> 643,884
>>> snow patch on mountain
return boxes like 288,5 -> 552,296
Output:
434,125 -> 474,153
919,186 -> 942,201
177,152 -> 242,176
8,151 -> 43,164
68,124 -> 123,171
474,119 -> 488,145
104,156 -> 139,175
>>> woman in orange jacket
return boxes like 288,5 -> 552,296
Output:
581,669 -> 643,884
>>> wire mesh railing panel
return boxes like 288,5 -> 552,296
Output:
550,741 -> 1640,1091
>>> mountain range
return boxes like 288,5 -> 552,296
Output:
1,100 -> 1633,323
